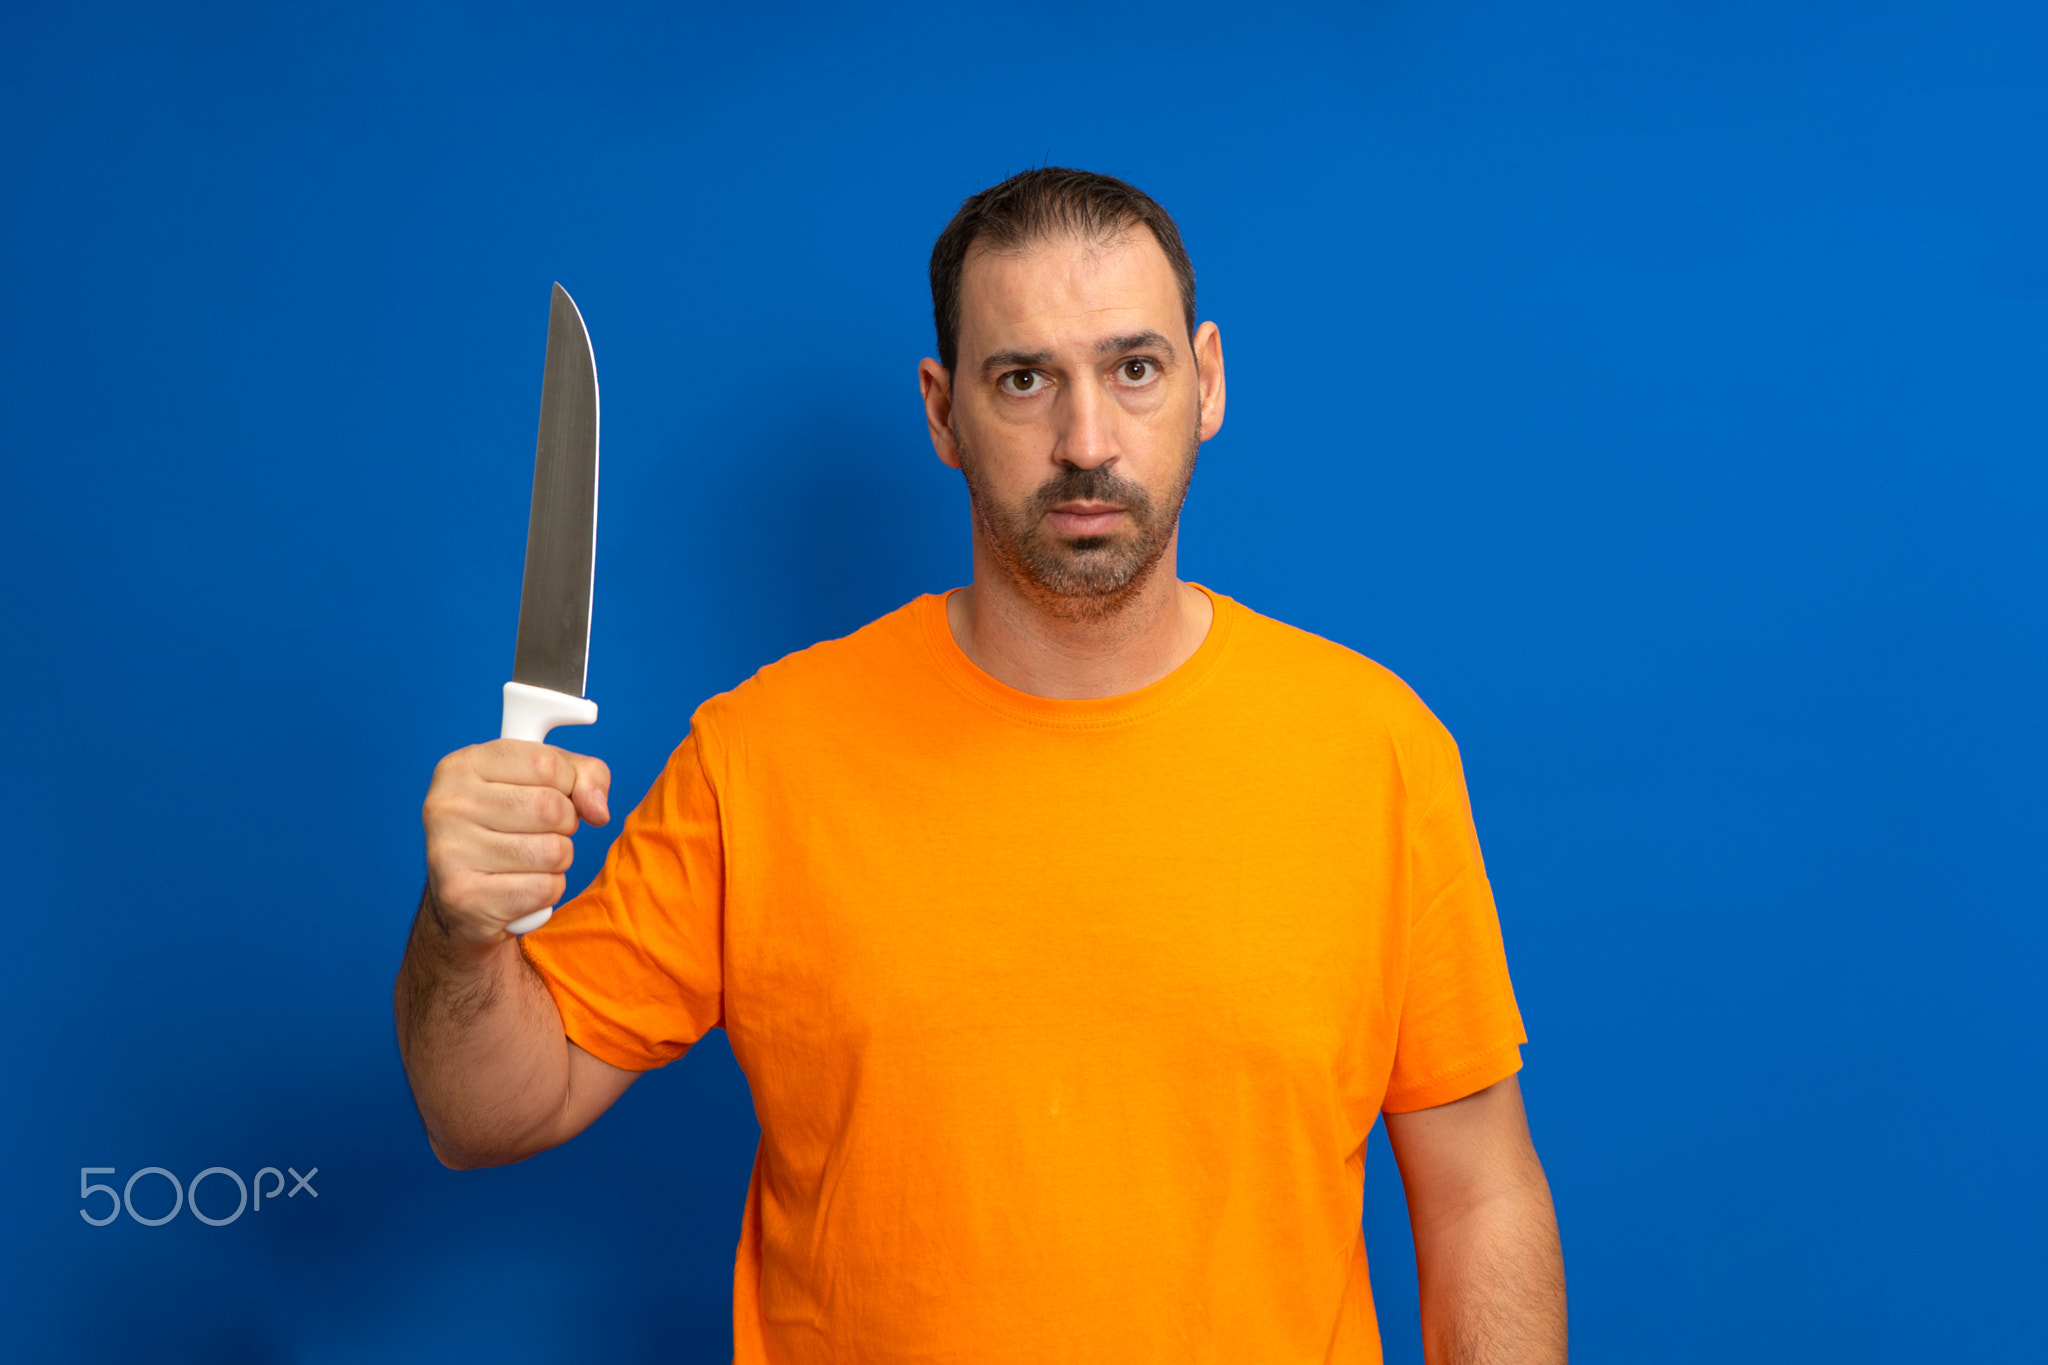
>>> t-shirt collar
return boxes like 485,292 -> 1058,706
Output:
915,583 -> 1237,730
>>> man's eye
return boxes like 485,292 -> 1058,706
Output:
1003,371 -> 1043,393
1118,360 -> 1157,384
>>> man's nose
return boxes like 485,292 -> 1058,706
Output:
1054,375 -> 1120,470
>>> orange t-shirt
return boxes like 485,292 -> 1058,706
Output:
523,587 -> 1525,1363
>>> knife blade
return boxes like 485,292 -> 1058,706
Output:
500,282 -> 601,935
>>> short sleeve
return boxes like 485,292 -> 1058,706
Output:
521,730 -> 725,1072
1380,735 -> 1527,1113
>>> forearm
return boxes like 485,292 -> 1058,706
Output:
394,882 -> 575,1168
1412,1177 -> 1567,1365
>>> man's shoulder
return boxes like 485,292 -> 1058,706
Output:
691,594 -> 937,737
1218,592 -> 1456,747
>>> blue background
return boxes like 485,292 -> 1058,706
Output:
3,2 -> 2042,1359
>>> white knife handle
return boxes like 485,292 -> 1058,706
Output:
499,681 -> 599,935
500,680 -> 598,743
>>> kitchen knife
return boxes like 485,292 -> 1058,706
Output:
501,283 -> 600,935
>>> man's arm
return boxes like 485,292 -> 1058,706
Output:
394,740 -> 640,1169
1384,1074 -> 1567,1365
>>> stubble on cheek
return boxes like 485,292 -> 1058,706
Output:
956,431 -> 1200,624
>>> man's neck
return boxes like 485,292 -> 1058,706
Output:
944,539 -> 1215,700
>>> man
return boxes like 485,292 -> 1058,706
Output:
397,168 -> 1566,1363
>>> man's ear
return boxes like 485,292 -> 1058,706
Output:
1193,321 -> 1226,443
919,358 -> 962,469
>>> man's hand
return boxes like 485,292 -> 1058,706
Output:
397,740 -> 634,1169
1385,1075 -> 1567,1365
421,740 -> 612,944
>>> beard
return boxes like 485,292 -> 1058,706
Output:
956,429 -> 1200,624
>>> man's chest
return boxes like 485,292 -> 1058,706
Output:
717,718 -> 1412,1101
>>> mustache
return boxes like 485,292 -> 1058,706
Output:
1026,463 -> 1156,525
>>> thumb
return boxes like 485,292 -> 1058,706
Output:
569,754 -> 612,827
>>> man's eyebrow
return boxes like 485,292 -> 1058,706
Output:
1097,330 -> 1176,358
979,348 -> 1054,375
976,332 -> 1177,375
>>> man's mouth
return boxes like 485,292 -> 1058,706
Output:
1045,502 -> 1128,537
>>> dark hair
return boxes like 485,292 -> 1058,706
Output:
928,167 -> 1197,372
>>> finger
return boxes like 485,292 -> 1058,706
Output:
483,830 -> 575,875
423,778 -> 573,842
466,740 -> 580,797
434,827 -> 575,877
567,753 -> 612,826
463,780 -> 579,835
435,870 -> 566,926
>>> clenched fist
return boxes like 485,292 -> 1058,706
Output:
422,741 -> 612,945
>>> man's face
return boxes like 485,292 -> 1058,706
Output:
921,229 -> 1225,620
